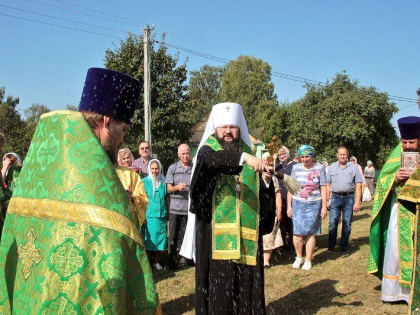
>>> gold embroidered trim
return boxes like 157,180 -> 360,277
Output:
17,228 -> 43,280
213,225 -> 257,241
383,274 -> 399,280
407,179 -> 420,187
41,110 -> 81,118
8,197 -> 144,247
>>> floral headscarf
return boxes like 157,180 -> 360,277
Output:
298,145 -> 316,158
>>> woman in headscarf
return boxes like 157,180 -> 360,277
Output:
141,159 -> 168,271
1,152 -> 22,239
287,145 -> 327,271
364,160 -> 375,197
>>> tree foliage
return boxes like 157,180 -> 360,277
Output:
0,87 -> 28,157
104,33 -> 191,169
24,103 -> 51,139
284,73 -> 399,167
186,65 -> 224,123
219,55 -> 277,120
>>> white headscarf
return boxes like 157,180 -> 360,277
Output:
180,102 -> 250,261
2,152 -> 22,178
3,152 -> 22,167
147,159 -> 164,197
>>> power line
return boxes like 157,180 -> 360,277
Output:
0,3 -> 130,34
0,12 -> 121,38
1,9 -> 416,105
21,0 -> 141,27
48,0 -> 140,24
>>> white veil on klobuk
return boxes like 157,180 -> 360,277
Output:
180,102 -> 251,261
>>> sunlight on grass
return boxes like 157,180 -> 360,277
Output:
155,201 -> 408,314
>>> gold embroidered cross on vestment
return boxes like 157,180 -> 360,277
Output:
17,228 -> 43,280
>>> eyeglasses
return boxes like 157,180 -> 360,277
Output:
140,147 -> 150,151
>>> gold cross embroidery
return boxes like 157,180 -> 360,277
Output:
17,228 -> 43,280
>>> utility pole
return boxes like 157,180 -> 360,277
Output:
143,25 -> 152,145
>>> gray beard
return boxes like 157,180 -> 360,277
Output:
215,135 -> 240,151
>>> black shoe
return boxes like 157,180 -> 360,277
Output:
340,247 -> 348,252
264,265 -> 271,269
328,247 -> 335,251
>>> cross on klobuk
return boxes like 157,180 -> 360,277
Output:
226,105 -> 230,112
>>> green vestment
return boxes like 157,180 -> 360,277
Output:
205,136 -> 260,266
398,165 -> 420,313
0,111 -> 160,314
368,143 -> 415,288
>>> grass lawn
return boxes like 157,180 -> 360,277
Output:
154,201 -> 408,314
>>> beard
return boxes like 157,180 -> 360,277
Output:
215,134 -> 240,151
102,124 -> 123,165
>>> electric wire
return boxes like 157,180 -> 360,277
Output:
0,12 -> 120,38
48,0 -> 140,24
1,7 -> 416,106
21,0 -> 141,27
0,3 -> 130,34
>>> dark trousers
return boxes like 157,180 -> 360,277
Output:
280,198 -> 293,248
168,213 -> 188,268
328,193 -> 354,249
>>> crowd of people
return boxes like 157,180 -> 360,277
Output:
0,67 -> 418,315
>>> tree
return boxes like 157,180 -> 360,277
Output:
285,73 -> 399,167
219,55 -> 277,121
251,100 -> 290,144
24,104 -> 51,145
0,87 -> 28,157
104,33 -> 191,169
66,105 -> 78,111
186,65 -> 224,124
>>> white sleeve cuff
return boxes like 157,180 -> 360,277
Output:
239,153 -> 246,166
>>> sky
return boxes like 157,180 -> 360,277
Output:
0,0 -> 419,128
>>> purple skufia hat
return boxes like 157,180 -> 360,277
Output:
78,68 -> 141,124
397,116 -> 420,139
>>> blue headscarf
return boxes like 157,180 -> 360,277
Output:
298,145 -> 316,158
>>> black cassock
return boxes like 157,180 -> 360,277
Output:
190,145 -> 274,315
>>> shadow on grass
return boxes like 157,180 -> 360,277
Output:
153,265 -> 194,283
161,293 -> 195,315
313,235 -> 369,264
352,212 -> 371,222
266,279 -> 362,314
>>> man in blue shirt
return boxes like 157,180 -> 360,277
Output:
326,145 -> 362,252
166,143 -> 193,270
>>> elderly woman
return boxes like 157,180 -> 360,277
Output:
275,145 -> 296,251
118,148 -> 140,173
261,152 -> 283,268
141,159 -> 168,271
287,145 -> 327,271
364,160 -> 375,197
115,150 -> 148,229
1,153 -> 22,239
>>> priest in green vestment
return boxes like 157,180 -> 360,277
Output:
368,116 -> 420,306
0,68 -> 161,314
180,102 -> 300,315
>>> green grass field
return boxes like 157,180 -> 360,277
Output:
154,201 -> 408,314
